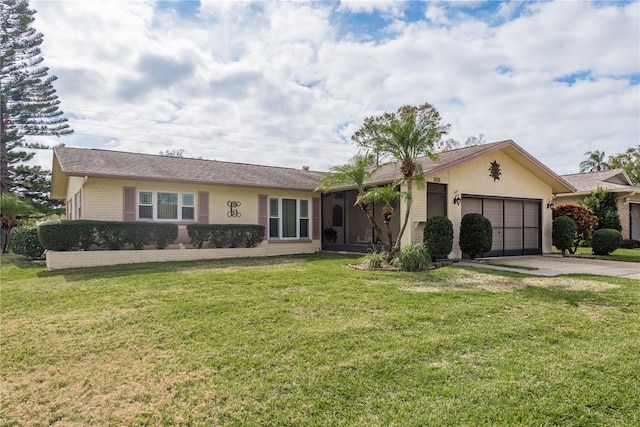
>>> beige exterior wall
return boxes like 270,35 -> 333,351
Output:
403,150 -> 555,258
67,176 -> 321,256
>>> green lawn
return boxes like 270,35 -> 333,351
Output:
571,247 -> 640,263
2,253 -> 639,426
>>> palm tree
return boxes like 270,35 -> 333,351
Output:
579,150 -> 609,172
315,153 -> 384,246
352,103 -> 450,254
357,180 -> 409,254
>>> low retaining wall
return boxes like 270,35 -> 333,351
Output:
45,241 -> 320,270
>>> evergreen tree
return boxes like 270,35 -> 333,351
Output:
0,0 -> 72,201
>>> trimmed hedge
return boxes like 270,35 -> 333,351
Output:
621,239 -> 640,249
459,213 -> 492,259
423,215 -> 453,260
591,228 -> 623,256
11,226 -> 45,259
187,224 -> 265,249
38,220 -> 178,251
552,216 -> 576,256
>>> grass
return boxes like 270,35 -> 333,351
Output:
2,252 -> 639,426
571,247 -> 640,263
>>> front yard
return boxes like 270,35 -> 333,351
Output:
1,253 -> 639,426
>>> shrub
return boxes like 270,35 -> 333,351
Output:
38,220 -> 178,251
151,223 -> 178,249
552,204 -> 598,254
38,220 -> 93,251
459,213 -> 492,259
591,228 -> 623,255
96,223 -> 128,250
582,187 -> 622,231
186,224 -> 265,249
11,226 -> 45,259
392,243 -> 431,272
423,215 -> 453,260
552,216 -> 576,256
621,239 -> 640,249
361,249 -> 386,269
323,227 -> 338,243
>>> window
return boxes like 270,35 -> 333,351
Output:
182,194 -> 195,220
427,183 -> 447,218
139,191 -> 153,219
300,200 -> 309,238
137,190 -> 195,221
269,197 -> 310,239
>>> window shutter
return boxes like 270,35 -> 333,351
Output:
312,197 -> 321,240
258,194 -> 268,238
198,191 -> 209,224
123,187 -> 136,221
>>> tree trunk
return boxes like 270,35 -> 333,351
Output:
358,200 -> 384,248
392,178 -> 413,255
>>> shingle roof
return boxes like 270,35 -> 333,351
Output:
361,139 -> 575,194
560,169 -> 639,193
53,147 -> 326,192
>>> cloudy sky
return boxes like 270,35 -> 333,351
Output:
28,0 -> 639,175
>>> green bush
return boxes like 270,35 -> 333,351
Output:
591,228 -> 623,256
10,226 -> 45,259
186,224 -> 265,249
96,222 -> 128,250
423,215 -> 453,260
361,249 -> 386,269
552,216 -> 576,256
459,213 -> 492,259
38,220 -> 178,251
152,224 -> 178,249
38,219 -> 96,251
392,244 -> 431,272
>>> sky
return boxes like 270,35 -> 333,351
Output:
27,0 -> 640,175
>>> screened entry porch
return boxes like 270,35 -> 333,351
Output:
320,190 -> 399,253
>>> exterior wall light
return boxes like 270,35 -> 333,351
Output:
453,194 -> 461,205
547,200 -> 555,209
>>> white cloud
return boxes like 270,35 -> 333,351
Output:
25,0 -> 639,179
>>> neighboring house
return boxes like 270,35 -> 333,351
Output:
50,147 -> 325,256
321,140 -> 575,258
555,169 -> 640,240
51,140 -> 576,259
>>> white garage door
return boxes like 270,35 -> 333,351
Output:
461,196 -> 542,257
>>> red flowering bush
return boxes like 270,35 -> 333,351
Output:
552,204 -> 598,254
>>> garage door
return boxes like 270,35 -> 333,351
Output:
461,196 -> 542,257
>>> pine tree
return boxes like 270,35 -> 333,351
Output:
1,0 -> 72,199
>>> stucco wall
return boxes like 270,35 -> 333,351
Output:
68,177 -> 321,254
403,150 -> 555,258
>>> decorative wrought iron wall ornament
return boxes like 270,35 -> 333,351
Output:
489,160 -> 502,181
227,201 -> 241,218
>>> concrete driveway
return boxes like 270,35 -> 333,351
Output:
457,255 -> 640,280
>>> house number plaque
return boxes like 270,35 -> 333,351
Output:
227,201 -> 241,218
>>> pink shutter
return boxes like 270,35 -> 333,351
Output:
312,197 -> 321,240
198,191 -> 209,224
258,194 -> 268,238
123,187 -> 136,221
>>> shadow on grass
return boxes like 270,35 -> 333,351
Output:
36,251 -> 360,282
